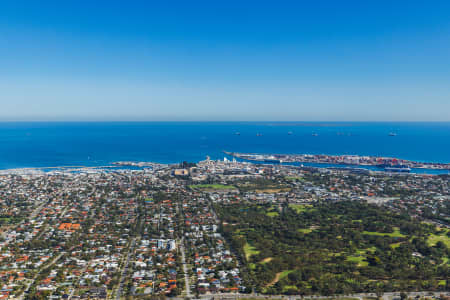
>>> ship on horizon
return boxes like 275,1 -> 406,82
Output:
384,164 -> 411,173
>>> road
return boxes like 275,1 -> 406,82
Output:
17,199 -> 74,299
67,257 -> 92,300
169,290 -> 449,300
115,237 -> 136,300
180,237 -> 191,298
0,199 -> 48,246
29,200 -> 49,220
20,251 -> 65,299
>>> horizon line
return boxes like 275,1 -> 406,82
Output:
0,120 -> 449,123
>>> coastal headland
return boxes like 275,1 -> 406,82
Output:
224,151 -> 450,171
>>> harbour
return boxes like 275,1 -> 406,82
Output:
224,151 -> 450,175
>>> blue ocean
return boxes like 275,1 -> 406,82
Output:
0,122 -> 449,172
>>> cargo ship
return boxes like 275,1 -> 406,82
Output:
264,158 -> 282,163
384,165 -> 411,173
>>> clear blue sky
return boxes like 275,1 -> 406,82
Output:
1,0 -> 449,121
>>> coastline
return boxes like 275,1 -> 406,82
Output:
1,157 -> 449,176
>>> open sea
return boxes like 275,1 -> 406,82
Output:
0,122 -> 449,173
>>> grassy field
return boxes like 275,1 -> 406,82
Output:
427,229 -> 450,248
297,228 -> 313,234
189,184 -> 236,190
346,255 -> 369,267
282,285 -> 298,292
285,176 -> 304,181
346,247 -> 375,267
389,242 -> 403,249
279,269 -> 294,279
254,188 -> 291,193
289,203 -> 315,213
244,242 -> 260,260
362,227 -> 405,238
266,211 -> 279,217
